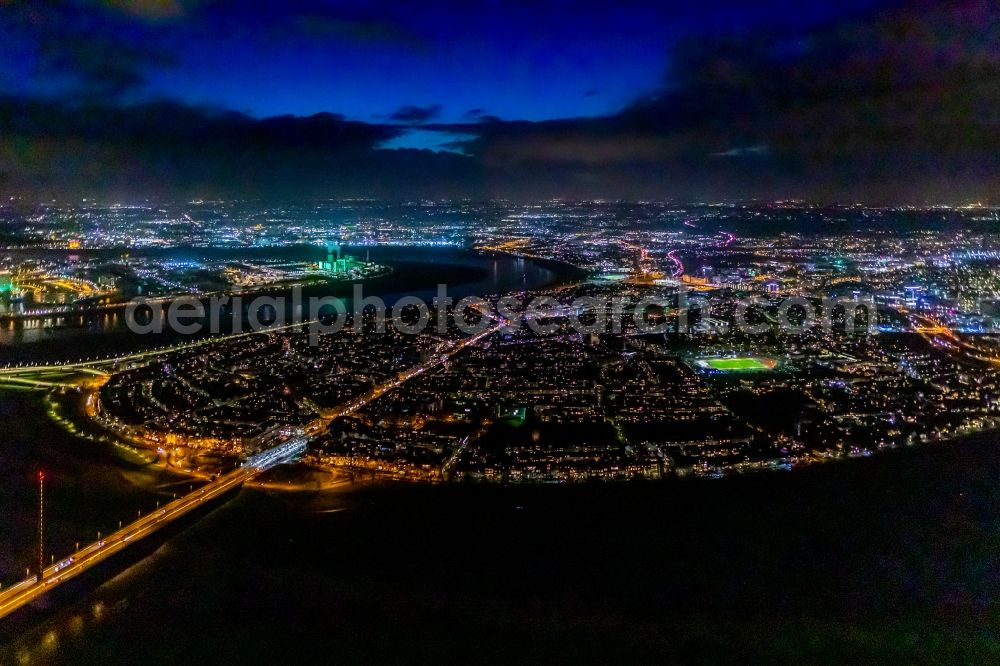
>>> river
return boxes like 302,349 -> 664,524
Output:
0,247 -> 567,363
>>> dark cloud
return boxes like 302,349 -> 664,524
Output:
39,34 -> 168,98
389,104 -> 443,124
0,98 -> 428,199
0,1 -> 174,98
711,145 -> 770,158
463,109 -> 503,123
100,0 -> 189,22
190,0 -> 426,47
287,11 -> 421,45
1,0 -> 998,203
450,0 -> 1000,202
0,1 -> 426,103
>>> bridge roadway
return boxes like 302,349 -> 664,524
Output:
0,295 -> 572,378
0,437 -> 308,622
0,309 -> 507,380
0,318 -> 313,375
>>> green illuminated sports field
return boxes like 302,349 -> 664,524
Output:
696,357 -> 776,372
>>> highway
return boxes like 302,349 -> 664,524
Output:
666,250 -> 684,278
0,438 -> 306,622
900,308 -> 1000,366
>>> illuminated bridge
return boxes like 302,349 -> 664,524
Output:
0,436 -> 308,622
242,435 -> 308,468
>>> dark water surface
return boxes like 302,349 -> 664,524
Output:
0,247 -> 562,363
1,432 -> 998,663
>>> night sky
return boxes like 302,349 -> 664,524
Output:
1,0 -> 998,202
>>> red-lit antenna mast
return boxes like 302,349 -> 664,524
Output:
38,471 -> 45,579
